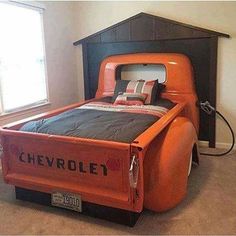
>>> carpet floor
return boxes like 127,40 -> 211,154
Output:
0,148 -> 236,235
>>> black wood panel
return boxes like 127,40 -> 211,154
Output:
101,28 -> 116,43
130,16 -> 155,41
208,37 -> 218,147
82,44 -> 90,99
89,35 -> 101,43
115,22 -> 131,41
155,21 -> 211,40
86,38 -> 211,141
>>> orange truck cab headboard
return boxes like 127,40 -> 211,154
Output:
96,53 -> 199,133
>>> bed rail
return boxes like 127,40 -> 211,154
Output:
132,102 -> 186,150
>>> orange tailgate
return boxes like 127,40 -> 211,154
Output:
1,132 -> 143,212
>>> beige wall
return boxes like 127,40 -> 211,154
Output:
0,1 -> 78,126
74,1 -> 236,145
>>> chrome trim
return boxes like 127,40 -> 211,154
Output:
129,154 -> 139,188
0,144 -> 3,158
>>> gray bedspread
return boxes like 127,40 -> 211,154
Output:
20,98 -> 175,143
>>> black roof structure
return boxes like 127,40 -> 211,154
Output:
74,12 -> 229,45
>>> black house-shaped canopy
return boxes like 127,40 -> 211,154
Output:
74,12 -> 230,146
74,12 -> 229,45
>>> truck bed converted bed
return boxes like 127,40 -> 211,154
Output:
0,53 -> 199,226
20,98 -> 174,143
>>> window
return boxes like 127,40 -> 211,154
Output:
0,2 -> 48,115
121,64 -> 166,83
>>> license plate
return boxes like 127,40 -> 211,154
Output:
51,192 -> 82,212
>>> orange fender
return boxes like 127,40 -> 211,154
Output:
143,116 -> 198,212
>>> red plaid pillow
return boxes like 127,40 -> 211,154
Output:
114,93 -> 147,106
112,80 -> 159,105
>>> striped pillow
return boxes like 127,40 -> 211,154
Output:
112,79 -> 159,105
114,93 -> 147,106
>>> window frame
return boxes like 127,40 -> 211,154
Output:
0,1 -> 50,116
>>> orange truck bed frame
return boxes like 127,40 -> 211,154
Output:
0,53 -> 199,226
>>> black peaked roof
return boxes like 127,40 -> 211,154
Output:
73,12 -> 230,45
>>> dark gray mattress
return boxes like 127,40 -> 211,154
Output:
20,98 -> 175,143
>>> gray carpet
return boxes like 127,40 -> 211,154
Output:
0,148 -> 236,235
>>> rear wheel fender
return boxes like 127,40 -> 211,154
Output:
144,117 -> 198,212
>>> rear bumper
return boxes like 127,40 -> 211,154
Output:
15,187 -> 141,227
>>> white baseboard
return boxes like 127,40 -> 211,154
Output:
198,140 -> 235,149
